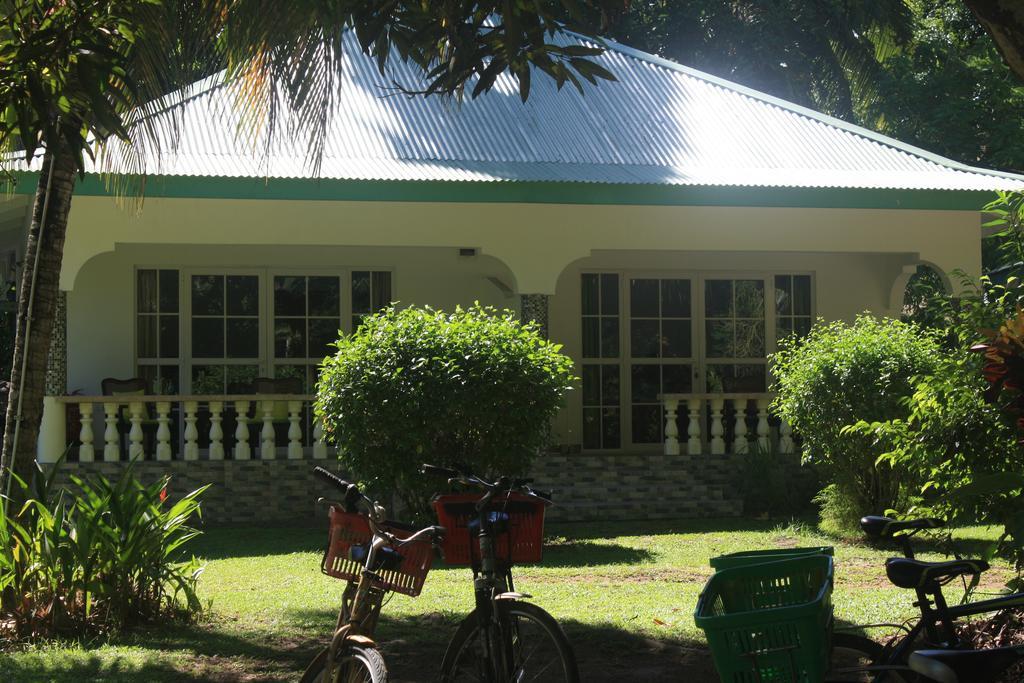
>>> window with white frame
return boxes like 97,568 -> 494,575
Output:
136,269 -> 180,393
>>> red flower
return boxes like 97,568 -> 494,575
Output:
159,486 -> 168,503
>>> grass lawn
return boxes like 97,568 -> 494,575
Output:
0,518 -> 1011,682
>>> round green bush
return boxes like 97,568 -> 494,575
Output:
315,304 -> 576,514
771,315 -> 944,532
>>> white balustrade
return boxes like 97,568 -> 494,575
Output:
687,398 -> 702,455
183,401 -> 200,461
260,401 -> 276,459
155,401 -> 172,461
287,401 -> 303,459
312,420 -> 328,459
78,403 -> 95,462
103,402 -> 119,462
234,400 -> 251,460
733,399 -> 749,455
208,401 -> 224,460
779,417 -> 794,454
128,402 -> 145,459
709,397 -> 725,454
756,398 -> 770,450
663,398 -> 680,455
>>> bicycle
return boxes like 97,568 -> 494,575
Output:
827,515 -> 1024,682
301,466 -> 446,683
421,463 -> 580,683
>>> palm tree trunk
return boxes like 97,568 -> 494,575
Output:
1,150 -> 77,497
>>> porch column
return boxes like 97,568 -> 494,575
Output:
38,291 -> 67,463
520,293 -> 549,338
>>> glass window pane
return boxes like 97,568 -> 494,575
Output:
631,364 -> 660,402
226,318 -> 259,358
159,315 -> 179,359
602,408 -> 620,449
630,319 -> 659,358
777,317 -> 793,341
661,319 -> 691,358
192,365 -> 226,394
663,364 -> 692,394
582,318 -> 600,358
192,275 -> 223,315
192,318 -> 224,358
735,320 -> 765,358
661,279 -> 691,318
309,319 -> 340,359
601,318 -> 619,358
706,320 -> 734,358
159,270 -> 178,312
631,405 -> 661,444
630,279 -> 659,317
581,275 -> 599,315
705,280 -> 733,318
735,280 -> 764,318
226,365 -> 259,390
274,364 -> 309,393
775,275 -> 792,315
732,364 -> 767,392
581,365 -> 600,406
227,275 -> 259,316
583,408 -> 601,449
137,270 -> 157,313
372,271 -> 392,310
137,316 -> 157,357
309,277 -> 340,316
601,365 -> 620,406
600,274 -> 619,315
352,272 -> 371,313
793,275 -> 812,315
795,317 -> 812,337
274,276 -> 306,316
275,318 -> 305,358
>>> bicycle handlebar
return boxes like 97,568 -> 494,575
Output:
313,466 -> 364,511
420,463 -> 553,505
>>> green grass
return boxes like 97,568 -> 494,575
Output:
0,519 -> 1012,682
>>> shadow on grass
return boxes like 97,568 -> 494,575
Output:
546,516 -> 789,541
0,610 -> 714,683
190,525 -> 323,560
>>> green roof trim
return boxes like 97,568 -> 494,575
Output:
10,172 -> 995,211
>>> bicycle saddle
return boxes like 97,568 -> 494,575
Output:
909,646 -> 1024,683
885,557 -> 989,590
860,515 -> 943,539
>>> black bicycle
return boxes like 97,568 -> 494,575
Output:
422,463 -> 580,683
828,515 -> 1024,682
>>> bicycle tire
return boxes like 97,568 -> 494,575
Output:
829,632 -> 910,683
439,601 -> 580,683
300,644 -> 388,683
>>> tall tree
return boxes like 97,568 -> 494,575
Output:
965,0 -> 1024,81
0,0 -> 627,496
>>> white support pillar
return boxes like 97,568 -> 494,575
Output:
260,401 -> 276,459
779,417 -> 795,454
710,397 -> 725,455
234,400 -> 251,460
155,401 -> 172,461
78,402 -> 95,462
127,401 -> 145,460
663,398 -> 680,455
103,402 -> 119,462
687,398 -> 702,455
287,401 -> 303,459
183,401 -> 199,461
734,399 -> 749,455
312,420 -> 328,460
756,398 -> 770,451
35,396 -> 66,464
208,401 -> 224,460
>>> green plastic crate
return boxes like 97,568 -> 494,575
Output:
695,555 -> 834,683
710,546 -> 834,572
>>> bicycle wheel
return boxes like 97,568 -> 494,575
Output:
829,632 -> 909,683
440,601 -> 579,683
300,644 -> 388,683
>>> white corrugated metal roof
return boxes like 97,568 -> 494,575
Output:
22,30 -> 1024,191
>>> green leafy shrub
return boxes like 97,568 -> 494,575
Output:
316,304 -> 576,514
771,315 -> 944,533
739,442 -> 819,518
0,463 -> 207,639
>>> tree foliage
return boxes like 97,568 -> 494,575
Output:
315,305 -> 576,516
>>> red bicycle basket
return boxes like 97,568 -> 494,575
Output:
321,506 -> 434,597
432,492 -> 547,567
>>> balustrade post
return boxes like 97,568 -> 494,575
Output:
313,420 -> 328,459
733,399 -> 750,454
155,401 -> 172,461
779,417 -> 794,454
756,398 -> 770,450
74,403 -> 94,463
710,397 -> 725,455
687,398 -> 702,455
663,398 -> 680,455
287,401 -> 303,459
183,401 -> 199,461
234,400 -> 251,460
260,401 -> 276,459
208,401 -> 224,460
128,402 -> 145,459
103,402 -> 119,462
